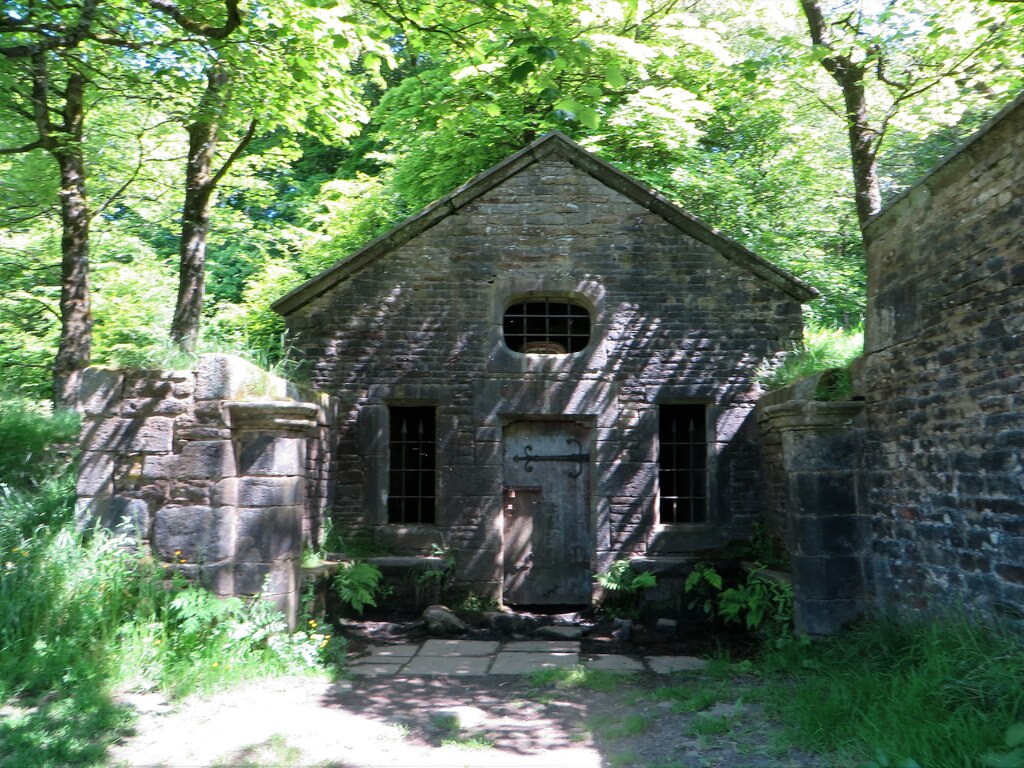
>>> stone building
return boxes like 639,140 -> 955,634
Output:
273,132 -> 816,606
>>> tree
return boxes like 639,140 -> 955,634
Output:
799,0 -> 1024,229
153,0 -> 378,354
1,2 -> 101,406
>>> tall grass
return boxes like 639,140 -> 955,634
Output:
758,617 -> 1024,767
760,322 -> 864,394
0,398 -> 339,766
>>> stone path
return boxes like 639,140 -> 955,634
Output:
348,638 -> 709,676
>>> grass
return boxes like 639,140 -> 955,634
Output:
0,397 -> 339,767
755,616 -> 1024,767
759,321 -> 863,396
528,664 -> 630,692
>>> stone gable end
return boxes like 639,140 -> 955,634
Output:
281,139 -> 808,605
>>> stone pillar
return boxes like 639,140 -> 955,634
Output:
762,400 -> 865,635
225,400 -> 319,629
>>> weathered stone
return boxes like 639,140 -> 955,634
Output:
77,452 -> 115,496
277,136 -> 808,600
152,505 -> 233,563
422,605 -> 468,635
234,506 -> 303,563
176,440 -> 236,479
654,618 -> 678,637
533,625 -> 583,640
79,368 -> 124,416
235,433 -> 304,477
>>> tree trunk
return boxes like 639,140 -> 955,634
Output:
51,71 -> 93,408
170,66 -> 228,355
800,0 -> 882,230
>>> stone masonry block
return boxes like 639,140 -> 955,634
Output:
130,417 -> 174,453
77,451 -> 115,496
153,505 -> 233,564
176,440 -> 236,479
234,506 -> 303,563
788,472 -> 858,518
237,476 -> 304,507
235,434 -> 305,476
796,515 -> 862,557
791,554 -> 862,601
79,368 -> 125,416
795,597 -> 862,636
196,354 -> 287,401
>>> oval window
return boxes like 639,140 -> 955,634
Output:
503,299 -> 591,354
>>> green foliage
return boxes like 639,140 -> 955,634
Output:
982,723 -> 1024,768
333,560 -> 386,614
684,562 -> 794,645
684,562 -> 724,618
596,559 -> 657,619
758,322 -> 864,395
0,398 -> 78,490
757,616 -> 1024,768
597,559 -> 657,593
717,566 -> 794,644
0,398 -> 340,765
528,664 -> 628,692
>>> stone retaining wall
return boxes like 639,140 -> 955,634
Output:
76,354 -> 336,626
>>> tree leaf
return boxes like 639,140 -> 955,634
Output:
604,63 -> 626,89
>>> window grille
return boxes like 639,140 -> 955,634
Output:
388,406 -> 436,524
658,404 -> 707,524
503,299 -> 591,354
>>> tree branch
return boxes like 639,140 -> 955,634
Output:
0,0 -> 99,58
209,118 -> 257,188
145,0 -> 242,39
0,140 -> 45,155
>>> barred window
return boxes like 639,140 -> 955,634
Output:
503,299 -> 591,354
658,404 -> 707,524
388,406 -> 436,524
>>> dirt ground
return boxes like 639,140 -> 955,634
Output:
107,668 -> 836,768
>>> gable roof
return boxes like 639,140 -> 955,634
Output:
273,131 -> 818,316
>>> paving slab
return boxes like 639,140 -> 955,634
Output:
401,655 -> 491,676
582,654 -> 644,673
347,662 -> 404,676
418,639 -> 500,657
503,640 -> 580,653
489,651 -> 579,675
645,655 -> 708,673
363,643 -> 420,660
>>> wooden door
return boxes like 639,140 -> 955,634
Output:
502,420 -> 591,605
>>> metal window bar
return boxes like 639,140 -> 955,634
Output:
658,404 -> 707,524
388,406 -> 436,524
503,300 -> 591,354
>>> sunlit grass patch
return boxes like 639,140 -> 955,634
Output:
528,664 -> 630,692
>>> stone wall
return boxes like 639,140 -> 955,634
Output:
860,94 -> 1024,620
76,354 -> 336,625
280,143 -> 807,601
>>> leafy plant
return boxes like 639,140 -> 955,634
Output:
596,560 -> 657,619
717,564 -> 794,641
684,562 -> 724,617
333,560 -> 386,614
597,559 -> 658,593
